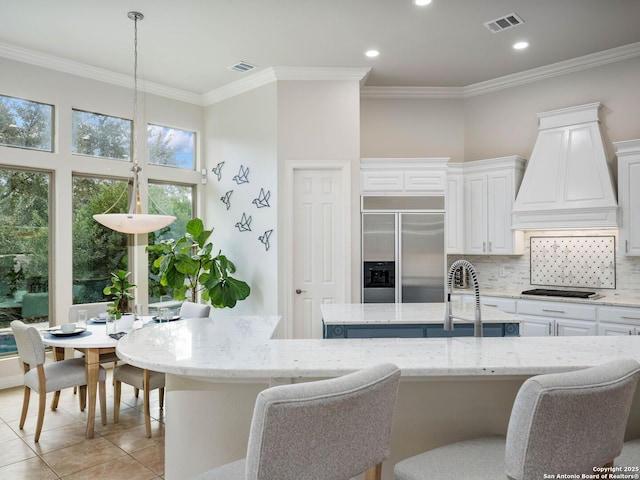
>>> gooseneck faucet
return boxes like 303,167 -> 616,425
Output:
444,260 -> 482,337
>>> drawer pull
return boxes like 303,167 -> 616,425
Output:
482,303 -> 498,307
621,316 -> 640,321
542,309 -> 565,314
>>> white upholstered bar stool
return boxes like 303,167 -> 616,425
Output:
11,320 -> 107,442
193,363 -> 401,480
179,301 -> 211,318
394,358 -> 640,480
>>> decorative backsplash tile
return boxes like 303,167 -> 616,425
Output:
530,236 -> 616,289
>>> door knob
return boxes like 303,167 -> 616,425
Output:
295,289 -> 307,294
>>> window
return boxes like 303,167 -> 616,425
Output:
0,168 -> 50,356
72,176 -> 129,304
72,109 -> 132,161
147,183 -> 194,302
0,94 -> 53,152
147,124 -> 195,169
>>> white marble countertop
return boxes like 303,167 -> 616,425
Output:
321,302 -> 521,325
456,289 -> 640,308
116,315 -> 640,379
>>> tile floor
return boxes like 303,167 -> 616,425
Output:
0,369 -> 165,479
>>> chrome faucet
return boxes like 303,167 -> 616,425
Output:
444,260 -> 482,337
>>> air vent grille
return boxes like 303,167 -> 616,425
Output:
484,13 -> 524,33
228,61 -> 257,73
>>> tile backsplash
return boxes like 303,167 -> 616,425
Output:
448,230 -> 640,299
529,236 -> 615,289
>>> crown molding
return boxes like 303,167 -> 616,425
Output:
462,41 -> 640,98
203,66 -> 372,105
359,41 -> 640,99
0,41 -> 203,105
361,86 -> 463,99
2,38 -> 639,104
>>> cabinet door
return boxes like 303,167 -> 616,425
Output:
598,322 -> 637,336
464,174 -> 487,254
446,174 -> 464,254
519,315 -> 552,337
620,158 -> 640,255
556,318 -> 597,336
486,171 -> 513,254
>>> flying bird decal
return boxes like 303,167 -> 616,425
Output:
252,188 -> 271,208
235,212 -> 252,232
258,229 -> 273,251
220,190 -> 233,210
233,165 -> 250,185
212,161 -> 225,181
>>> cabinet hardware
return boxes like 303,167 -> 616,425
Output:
621,316 -> 640,320
483,303 -> 497,307
555,322 -> 559,336
482,241 -> 486,253
488,241 -> 492,252
626,240 -> 629,253
548,322 -> 552,336
295,289 -> 307,294
542,309 -> 565,314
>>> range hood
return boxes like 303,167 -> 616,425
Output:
512,103 -> 618,230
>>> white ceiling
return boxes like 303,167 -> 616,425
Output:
1,0 -> 640,100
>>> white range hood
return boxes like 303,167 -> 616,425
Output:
512,103 -> 618,230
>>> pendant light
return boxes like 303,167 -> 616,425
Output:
93,11 -> 176,235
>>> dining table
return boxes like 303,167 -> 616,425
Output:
41,316 -> 156,439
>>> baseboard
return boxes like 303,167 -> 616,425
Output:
0,374 -> 23,390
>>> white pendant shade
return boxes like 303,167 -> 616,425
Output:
93,213 -> 176,234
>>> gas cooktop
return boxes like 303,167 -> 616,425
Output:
521,289 -> 597,299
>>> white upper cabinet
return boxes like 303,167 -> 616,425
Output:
446,164 -> 464,254
615,139 -> 640,256
360,158 -> 449,194
462,156 -> 525,255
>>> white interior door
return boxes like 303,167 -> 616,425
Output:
291,167 -> 347,338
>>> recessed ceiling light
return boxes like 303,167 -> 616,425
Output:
513,41 -> 529,50
365,49 -> 380,58
415,0 -> 433,6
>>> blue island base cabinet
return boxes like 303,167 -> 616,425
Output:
323,322 -> 520,338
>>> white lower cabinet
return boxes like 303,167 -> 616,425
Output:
597,306 -> 640,335
517,300 -> 597,337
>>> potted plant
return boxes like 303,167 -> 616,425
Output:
103,269 -> 136,319
146,218 -> 250,308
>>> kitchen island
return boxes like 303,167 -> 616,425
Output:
116,315 -> 640,480
321,302 -> 521,338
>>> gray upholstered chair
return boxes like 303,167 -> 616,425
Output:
616,438 -> 640,468
395,358 -> 640,480
193,363 -> 401,480
11,320 -> 107,442
179,301 -> 211,318
113,364 -> 166,438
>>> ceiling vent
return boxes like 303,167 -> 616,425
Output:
484,13 -> 524,33
228,61 -> 257,73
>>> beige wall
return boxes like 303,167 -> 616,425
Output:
360,57 -> 640,163
203,83 -> 279,316
360,97 -> 465,161
463,57 -> 640,161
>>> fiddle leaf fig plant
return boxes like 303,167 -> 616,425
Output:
146,218 -> 250,308
103,269 -> 136,319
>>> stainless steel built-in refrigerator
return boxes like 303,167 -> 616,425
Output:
362,196 -> 445,303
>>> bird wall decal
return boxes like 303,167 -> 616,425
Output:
233,165 -> 250,185
220,190 -> 233,210
258,229 -> 273,251
212,161 -> 225,181
235,212 -> 252,232
252,188 -> 271,208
